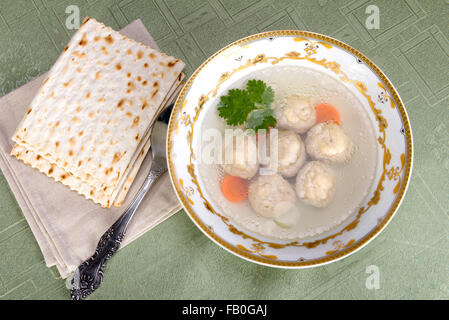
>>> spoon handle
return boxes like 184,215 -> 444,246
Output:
70,162 -> 167,300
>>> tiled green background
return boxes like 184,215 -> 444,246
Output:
0,0 -> 448,300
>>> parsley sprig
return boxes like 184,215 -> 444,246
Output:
217,79 -> 276,132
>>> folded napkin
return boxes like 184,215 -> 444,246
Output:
0,19 -> 182,278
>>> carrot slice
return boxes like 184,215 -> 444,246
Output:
315,103 -> 341,124
221,175 -> 248,202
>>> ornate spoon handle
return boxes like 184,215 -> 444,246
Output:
70,162 -> 166,300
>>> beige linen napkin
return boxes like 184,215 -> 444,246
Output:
0,19 -> 182,278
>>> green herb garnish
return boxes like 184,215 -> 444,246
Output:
217,79 -> 276,132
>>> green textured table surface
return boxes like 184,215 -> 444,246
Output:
0,0 -> 448,300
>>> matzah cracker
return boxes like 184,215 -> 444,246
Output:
11,80 -> 184,207
11,74 -> 185,207
114,77 -> 185,206
108,73 -> 185,205
11,17 -> 185,207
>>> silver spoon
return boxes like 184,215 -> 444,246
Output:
70,119 -> 169,300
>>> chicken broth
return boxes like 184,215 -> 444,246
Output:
197,66 -> 378,240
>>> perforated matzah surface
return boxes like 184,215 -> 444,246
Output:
11,17 -> 185,207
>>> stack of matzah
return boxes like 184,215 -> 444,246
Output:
10,17 -> 185,208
